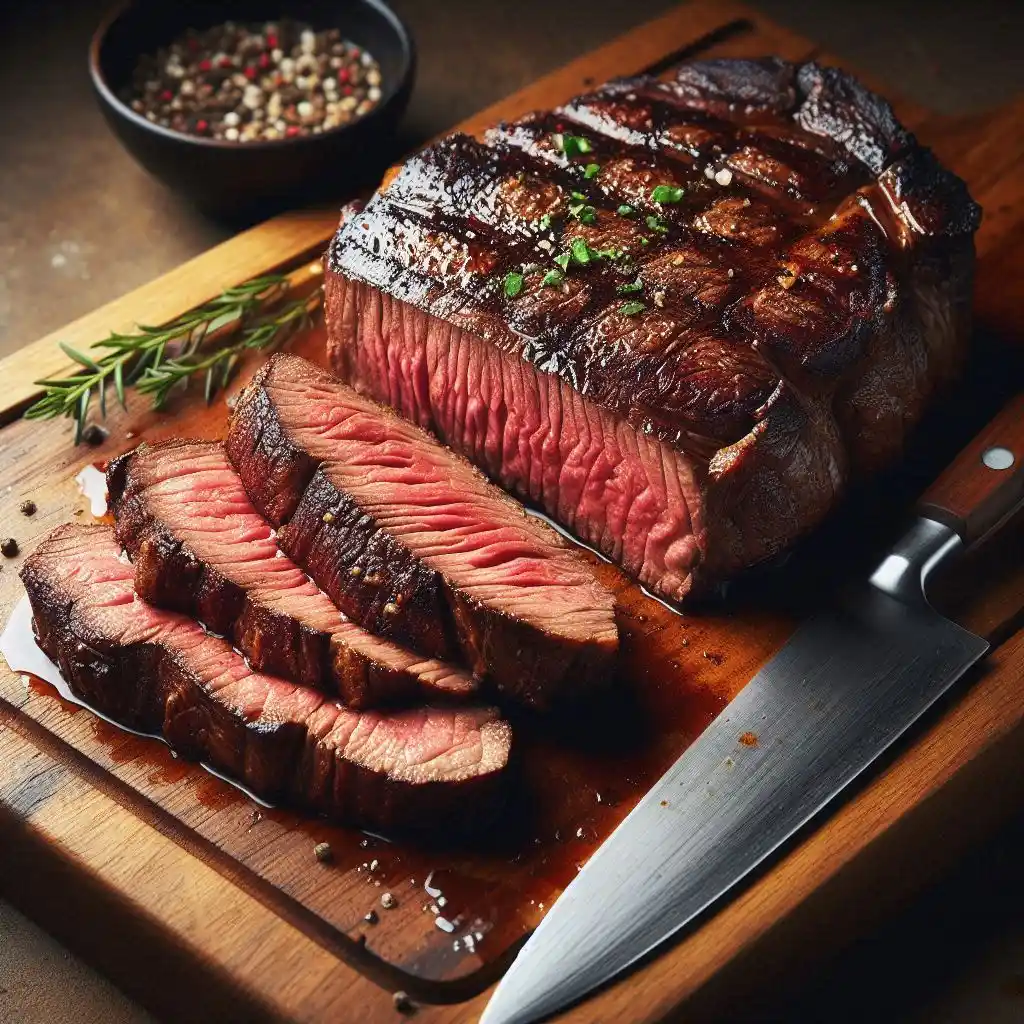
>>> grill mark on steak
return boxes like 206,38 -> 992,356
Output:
557,82 -> 864,208
326,58 -> 979,597
226,354 -> 619,708
336,138 -> 785,450
20,524 -> 512,832
106,439 -> 478,708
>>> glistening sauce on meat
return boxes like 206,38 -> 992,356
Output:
15,540 -> 726,983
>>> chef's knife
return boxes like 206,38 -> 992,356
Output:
482,393 -> 1024,1024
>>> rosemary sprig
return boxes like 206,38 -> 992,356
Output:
25,274 -> 317,442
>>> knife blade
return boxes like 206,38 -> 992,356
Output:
482,393 -> 1024,1024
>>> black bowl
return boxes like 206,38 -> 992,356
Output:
90,0 -> 415,218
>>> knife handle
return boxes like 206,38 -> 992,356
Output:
918,392 -> 1024,547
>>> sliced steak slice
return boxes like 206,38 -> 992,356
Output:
324,58 -> 980,599
226,354 -> 619,708
107,439 -> 477,709
20,524 -> 511,832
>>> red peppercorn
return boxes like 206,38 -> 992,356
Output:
219,56 -> 234,69
343,85 -> 353,96
244,66 -> 257,80
266,33 -> 278,48
195,119 -> 209,132
285,125 -> 301,137
160,89 -> 173,102
350,47 -> 361,58
198,58 -> 212,72
337,68 -> 349,83
258,52 -> 269,69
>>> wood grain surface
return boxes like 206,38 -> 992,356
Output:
1,2 -> 1024,1022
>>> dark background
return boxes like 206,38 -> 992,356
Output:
1,1 -> 1023,1021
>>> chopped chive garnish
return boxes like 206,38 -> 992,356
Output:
538,213 -> 552,230
617,204 -> 635,216
619,301 -> 646,316
570,237 -> 593,265
616,278 -> 644,295
503,272 -> 524,298
554,251 -> 572,272
553,133 -> 593,157
583,163 -> 600,179
640,236 -> 650,246
650,184 -> 685,204
645,214 -> 669,234
568,200 -> 597,224
541,269 -> 564,287
570,191 -> 587,201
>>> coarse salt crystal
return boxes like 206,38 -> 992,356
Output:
714,168 -> 733,186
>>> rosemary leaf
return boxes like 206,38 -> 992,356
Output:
59,343 -> 102,372
75,390 -> 91,444
220,353 -> 240,389
114,361 -> 126,409
23,272 -> 319,442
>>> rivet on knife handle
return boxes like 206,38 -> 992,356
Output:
918,393 -> 1024,547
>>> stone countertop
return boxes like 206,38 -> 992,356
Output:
1,1 -> 1023,1021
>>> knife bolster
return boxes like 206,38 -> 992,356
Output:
869,518 -> 962,606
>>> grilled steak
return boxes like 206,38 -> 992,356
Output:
324,58 -> 980,600
20,524 -> 511,831
107,439 -> 478,708
226,353 -> 618,708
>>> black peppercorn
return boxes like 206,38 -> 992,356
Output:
19,500 -> 37,516
81,424 -> 108,446
1,538 -> 19,557
392,991 -> 415,1016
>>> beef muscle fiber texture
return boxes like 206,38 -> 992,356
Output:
20,524 -> 511,832
107,439 -> 477,709
226,353 -> 619,709
324,58 -> 980,600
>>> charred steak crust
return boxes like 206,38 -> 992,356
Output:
106,440 -> 478,708
324,58 -> 980,600
226,354 -> 619,709
20,524 -> 512,831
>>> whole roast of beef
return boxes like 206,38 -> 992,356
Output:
20,524 -> 512,832
323,58 -> 981,600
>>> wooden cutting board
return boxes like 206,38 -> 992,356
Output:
2,2 -> 1024,1021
